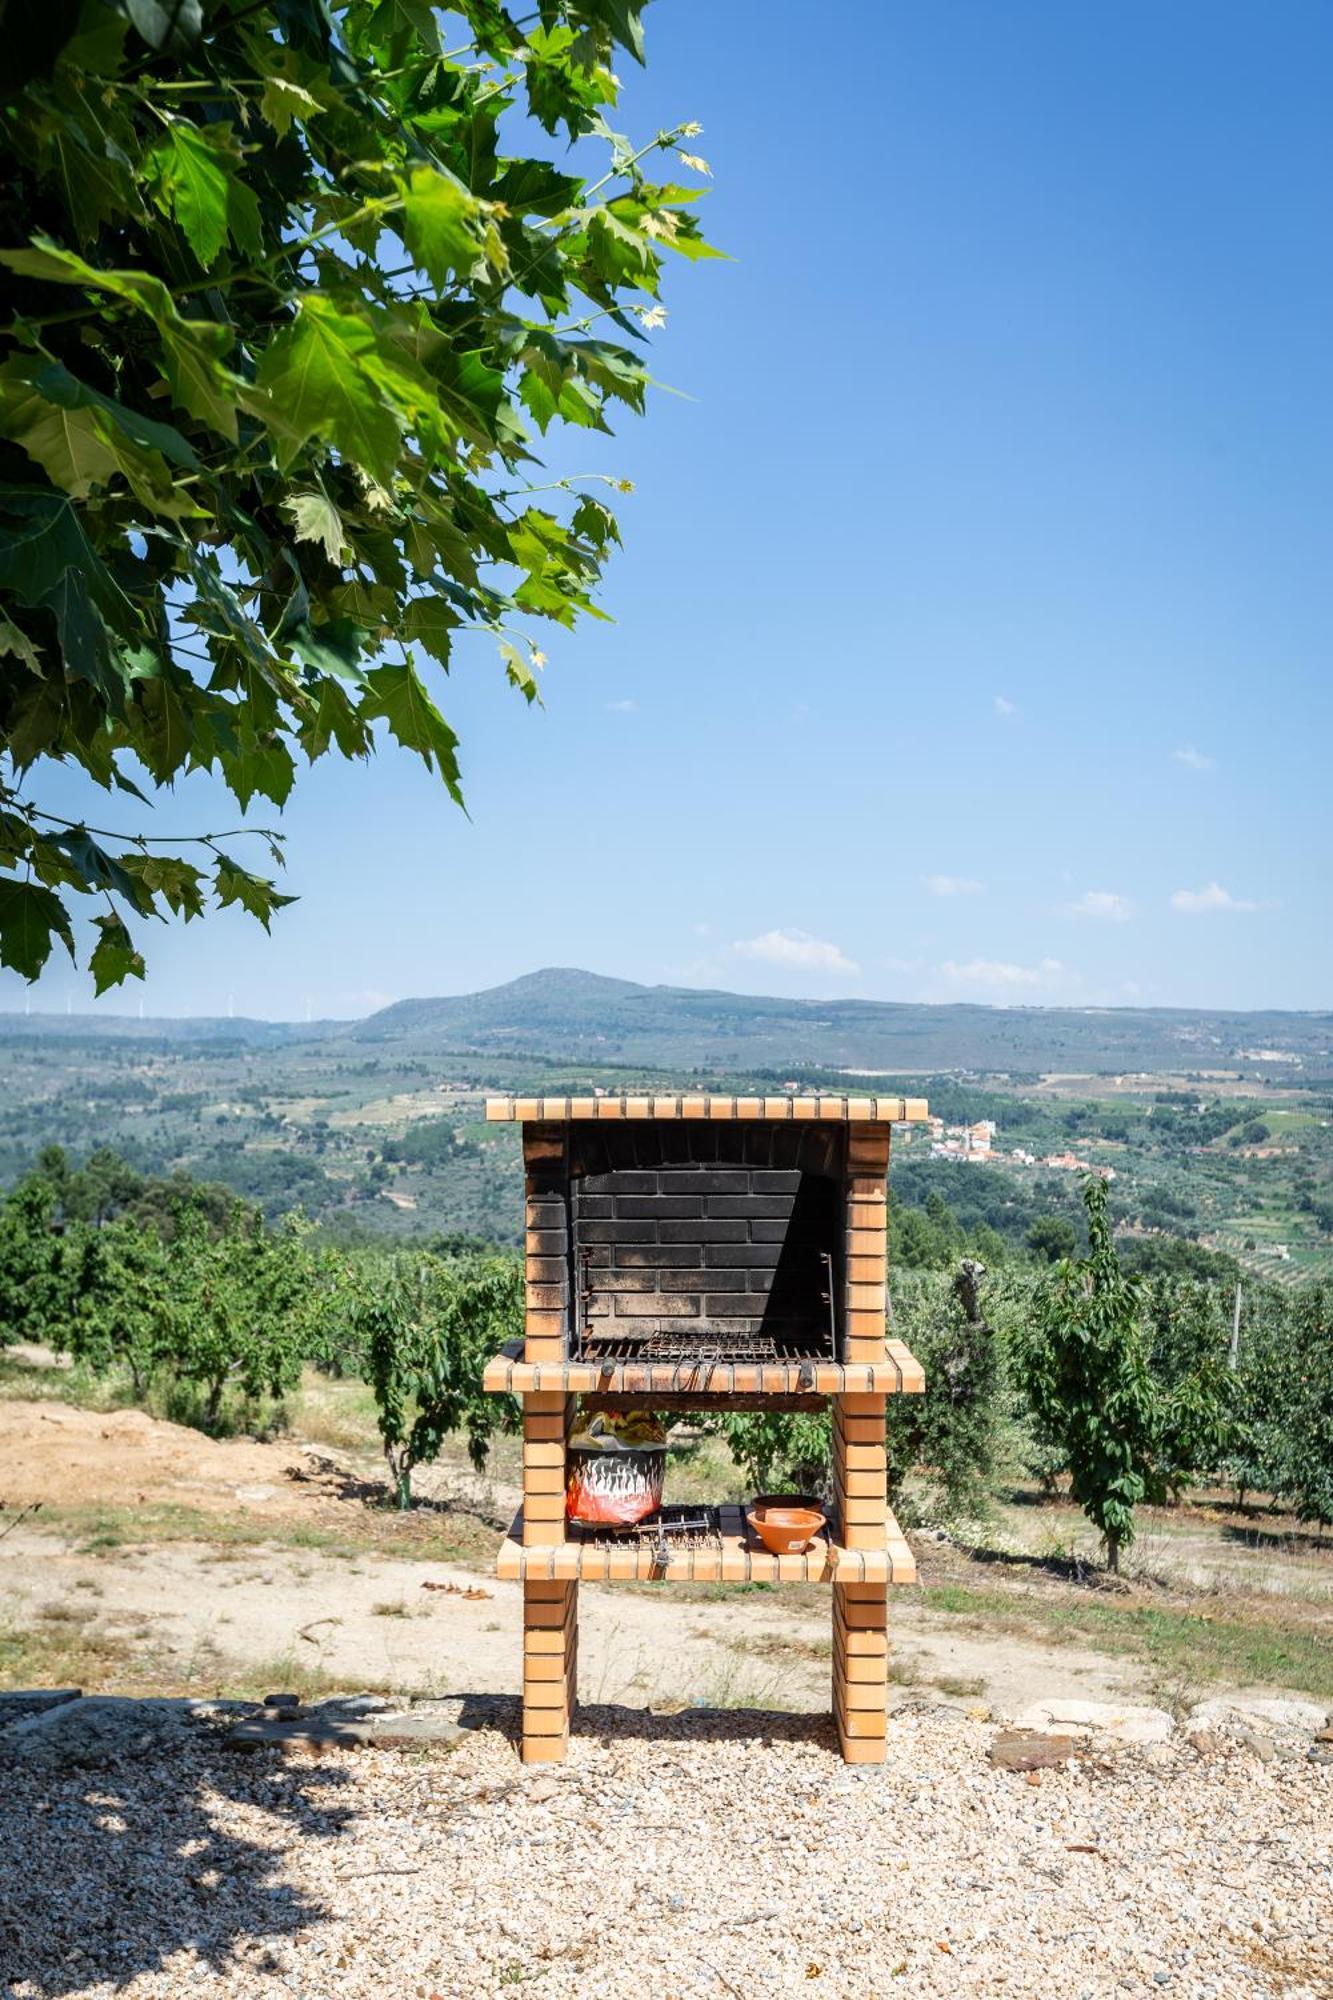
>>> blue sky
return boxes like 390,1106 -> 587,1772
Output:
9,0 -> 1331,1021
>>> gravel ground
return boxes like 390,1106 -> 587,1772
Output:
1,1703 -> 1329,2000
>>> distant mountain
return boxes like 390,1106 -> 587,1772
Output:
4,973 -> 1328,1076
349,969 -> 1333,1079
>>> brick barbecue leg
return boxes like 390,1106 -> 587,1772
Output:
833,1580 -> 888,1763
521,1578 -> 578,1763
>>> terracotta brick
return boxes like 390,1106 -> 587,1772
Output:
846,1281 -> 886,1313
523,1595 -> 571,1628
837,1734 -> 887,1764
848,1227 -> 887,1259
843,1468 -> 886,1498
520,1735 -> 567,1764
839,1393 -> 887,1418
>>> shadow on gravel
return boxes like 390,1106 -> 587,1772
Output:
457,1690 -> 838,1753
0,1726 -> 355,1998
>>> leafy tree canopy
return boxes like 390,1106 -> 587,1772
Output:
1,0 -> 714,988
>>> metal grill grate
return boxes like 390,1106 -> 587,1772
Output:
576,1330 -> 828,1364
570,1504 -> 722,1553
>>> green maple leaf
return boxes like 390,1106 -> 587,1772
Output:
402,596 -> 457,666
89,913 -> 146,993
399,167 -> 487,291
256,298 -> 403,482
148,125 -> 231,267
0,880 -> 75,981
0,617 -> 41,671
260,75 -> 324,139
213,857 -> 296,929
0,363 -> 120,498
360,662 -> 462,800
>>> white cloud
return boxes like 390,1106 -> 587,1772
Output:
939,956 -> 1066,991
732,928 -> 859,975
922,874 -> 983,897
1172,745 -> 1215,772
605,698 -> 638,713
993,694 -> 1018,718
1068,889 -> 1134,923
1170,881 -> 1261,915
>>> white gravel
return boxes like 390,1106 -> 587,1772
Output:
1,1702 -> 1329,2000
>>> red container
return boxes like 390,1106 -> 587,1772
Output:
567,1444 -> 666,1527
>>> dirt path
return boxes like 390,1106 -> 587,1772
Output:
1,1398 -> 1327,1722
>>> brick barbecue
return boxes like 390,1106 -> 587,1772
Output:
482,1093 -> 929,1763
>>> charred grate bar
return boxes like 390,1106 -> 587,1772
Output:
570,1504 -> 722,1552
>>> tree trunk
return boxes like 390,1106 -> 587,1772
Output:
204,1375 -> 226,1433
1105,1531 -> 1121,1574
390,1453 -> 413,1511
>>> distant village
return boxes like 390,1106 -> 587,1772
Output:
916,1115 -> 1115,1181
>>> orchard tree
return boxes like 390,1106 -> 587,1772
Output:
1266,1285 -> 1333,1532
884,1260 -> 1002,1522
0,0 -> 714,988
157,1199 -> 310,1428
358,1252 -> 521,1506
1016,1176 -> 1160,1571
61,1214 -> 172,1394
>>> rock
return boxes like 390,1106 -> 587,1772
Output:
0,1690 -> 81,1728
263,1693 -> 302,1711
1186,1730 -> 1227,1758
224,1708 -> 462,1754
1187,1697 -> 1326,1740
362,1712 -> 463,1749
989,1731 -> 1077,1772
0,1697 -> 226,1770
1235,1731 -> 1276,1764
526,1777 -> 560,1803
316,1694 -> 392,1717
1308,1746 -> 1333,1766
1013,1700 -> 1174,1747
224,1715 -> 368,1753
1314,1727 -> 1333,1745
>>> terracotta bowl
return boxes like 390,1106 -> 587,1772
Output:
747,1502 -> 826,1556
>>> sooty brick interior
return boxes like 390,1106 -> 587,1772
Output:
569,1123 -> 845,1355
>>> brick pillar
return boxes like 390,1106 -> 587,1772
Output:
521,1391 -> 570,1548
833,1392 -> 888,1549
831,1378 -> 890,1765
844,1122 -> 890,1363
523,1123 -> 569,1362
833,1580 -> 888,1763
521,1578 -> 578,1764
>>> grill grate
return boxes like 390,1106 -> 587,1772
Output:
570,1504 -> 722,1553
576,1329 -> 829,1364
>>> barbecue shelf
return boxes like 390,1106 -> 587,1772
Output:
482,1339 -> 924,1401
495,1504 -> 916,1585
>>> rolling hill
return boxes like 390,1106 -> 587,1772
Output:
349,969 -> 1333,1079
